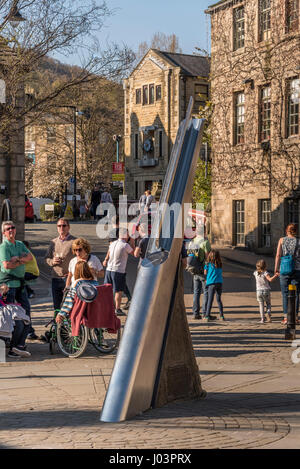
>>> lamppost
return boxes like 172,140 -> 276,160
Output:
113,134 -> 122,163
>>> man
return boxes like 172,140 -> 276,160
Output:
100,188 -> 113,219
187,225 -> 211,320
144,190 -> 155,213
103,228 -> 134,316
0,221 -> 33,357
45,218 -> 76,310
90,184 -> 102,221
134,223 -> 149,263
139,191 -> 147,214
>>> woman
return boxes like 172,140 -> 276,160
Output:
275,223 -> 300,324
66,238 -> 104,288
56,261 -> 98,323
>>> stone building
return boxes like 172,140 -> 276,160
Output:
206,0 -> 300,252
123,49 -> 210,199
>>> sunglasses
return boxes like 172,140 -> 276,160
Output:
57,224 -> 68,228
5,226 -> 15,231
75,248 -> 83,252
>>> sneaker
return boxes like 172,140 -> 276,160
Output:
206,315 -> 217,321
123,300 -> 131,310
219,315 -> 225,321
281,318 -> 287,325
28,292 -> 35,299
259,319 -> 265,323
27,333 -> 39,340
12,347 -> 31,357
266,313 -> 272,323
116,308 -> 126,316
7,350 -> 21,358
39,331 -> 51,342
194,314 -> 201,320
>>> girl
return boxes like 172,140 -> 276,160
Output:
204,250 -> 224,321
254,259 -> 278,323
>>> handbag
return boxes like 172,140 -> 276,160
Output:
280,238 -> 298,275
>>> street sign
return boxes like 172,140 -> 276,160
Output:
112,173 -> 125,181
112,162 -> 124,174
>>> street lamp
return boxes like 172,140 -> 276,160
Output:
5,2 -> 26,26
113,134 -> 122,163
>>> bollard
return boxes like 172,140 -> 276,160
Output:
285,284 -> 296,341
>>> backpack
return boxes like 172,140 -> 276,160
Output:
186,248 -> 205,275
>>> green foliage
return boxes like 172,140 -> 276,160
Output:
192,160 -> 211,210
40,203 -> 61,221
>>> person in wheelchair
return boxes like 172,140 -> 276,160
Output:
56,261 -> 98,324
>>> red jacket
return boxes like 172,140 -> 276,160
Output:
70,284 -> 120,336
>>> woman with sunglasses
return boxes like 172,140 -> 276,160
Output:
65,238 -> 104,288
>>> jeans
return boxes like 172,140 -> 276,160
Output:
192,275 -> 207,316
52,277 -> 66,310
280,270 -> 300,317
206,283 -> 223,317
7,287 -> 31,348
257,290 -> 271,319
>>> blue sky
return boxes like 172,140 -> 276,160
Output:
101,0 -> 211,54
55,0 -> 211,65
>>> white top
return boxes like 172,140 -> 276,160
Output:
253,271 -> 271,290
69,255 -> 103,286
107,239 -> 133,273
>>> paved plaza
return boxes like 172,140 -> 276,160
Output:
0,223 -> 300,449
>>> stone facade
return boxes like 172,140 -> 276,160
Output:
0,86 -> 25,239
124,49 -> 210,200
206,0 -> 300,253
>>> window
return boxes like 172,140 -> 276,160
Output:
233,6 -> 245,50
260,86 -> 271,141
259,199 -> 271,247
134,133 -> 139,159
47,126 -> 56,143
287,78 -> 300,136
149,84 -> 155,104
285,198 -> 299,226
158,130 -> 163,157
142,85 -> 148,105
233,200 -> 245,245
234,92 -> 245,144
194,83 -> 209,112
286,0 -> 299,32
156,85 -> 162,101
259,0 -> 271,41
136,88 -> 141,104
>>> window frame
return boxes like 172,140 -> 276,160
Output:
286,0 -> 299,32
259,85 -> 271,142
142,85 -> 148,105
233,200 -> 245,246
233,5 -> 245,51
234,92 -> 245,145
149,83 -> 155,105
259,199 -> 271,248
287,77 -> 300,137
156,84 -> 162,101
135,88 -> 141,105
259,0 -> 271,42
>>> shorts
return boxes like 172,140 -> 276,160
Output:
104,270 -> 126,293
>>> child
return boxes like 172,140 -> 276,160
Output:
204,250 -> 224,322
254,259 -> 278,323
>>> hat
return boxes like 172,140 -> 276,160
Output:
76,282 -> 98,303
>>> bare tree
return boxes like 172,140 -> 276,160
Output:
136,32 -> 182,62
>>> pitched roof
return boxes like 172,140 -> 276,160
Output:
153,50 -> 210,77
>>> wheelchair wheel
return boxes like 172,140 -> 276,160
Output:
89,327 -> 121,354
57,318 -> 88,358
49,338 -> 56,354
